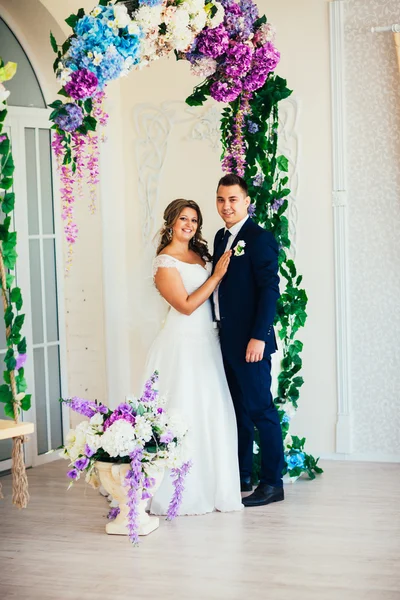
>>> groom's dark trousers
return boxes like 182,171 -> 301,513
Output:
213,218 -> 285,487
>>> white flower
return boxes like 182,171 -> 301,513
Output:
136,5 -> 163,31
284,433 -> 293,448
234,240 -> 246,257
101,420 -> 138,457
190,57 -> 217,78
128,22 -> 141,36
90,412 -> 104,428
253,441 -> 259,454
121,56 -> 134,77
57,67 -> 72,86
63,421 -> 90,461
91,7 -> 102,17
93,51 -> 103,66
208,2 -> 225,28
167,414 -> 188,440
134,415 -> 153,444
113,4 -> 132,29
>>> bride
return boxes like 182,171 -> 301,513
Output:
145,198 -> 243,515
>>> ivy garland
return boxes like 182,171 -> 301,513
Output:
187,75 -> 323,480
0,59 -> 31,422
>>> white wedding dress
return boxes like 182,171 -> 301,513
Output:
145,255 -> 243,516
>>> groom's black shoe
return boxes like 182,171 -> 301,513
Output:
241,483 -> 284,507
240,479 -> 252,492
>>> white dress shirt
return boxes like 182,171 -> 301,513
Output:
213,215 -> 249,321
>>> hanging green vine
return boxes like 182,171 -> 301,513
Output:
187,75 -> 322,481
0,58 -> 31,422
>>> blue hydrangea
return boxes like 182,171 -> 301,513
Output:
138,0 -> 164,5
247,120 -> 259,134
281,413 -> 290,424
75,15 -> 105,47
285,452 -> 305,470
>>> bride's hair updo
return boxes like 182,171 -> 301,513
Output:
157,199 -> 211,260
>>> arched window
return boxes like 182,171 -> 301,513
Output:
0,17 -> 45,108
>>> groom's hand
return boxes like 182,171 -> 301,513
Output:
246,339 -> 265,363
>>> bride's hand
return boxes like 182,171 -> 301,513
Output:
213,250 -> 232,281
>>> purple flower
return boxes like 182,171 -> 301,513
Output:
143,477 -> 156,489
140,371 -> 159,403
160,431 -> 174,444
167,460 -> 192,520
84,444 -> 95,458
223,43 -> 253,78
54,103 -> 84,133
247,121 -> 259,134
196,24 -> 230,59
15,353 -> 27,371
157,407 -> 164,414
252,173 -> 264,187
141,489 -> 152,500
65,68 -> 98,100
74,456 -> 90,470
103,403 -> 136,431
62,396 -> 108,418
243,43 -> 280,93
125,448 -> 143,545
0,134 -> 7,144
272,197 -> 285,211
67,468 -> 79,480
107,506 -> 120,520
248,203 -> 256,217
210,79 -> 242,103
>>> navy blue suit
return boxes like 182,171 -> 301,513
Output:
213,217 -> 284,487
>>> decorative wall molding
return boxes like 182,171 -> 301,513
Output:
329,0 -> 353,454
134,97 -> 300,253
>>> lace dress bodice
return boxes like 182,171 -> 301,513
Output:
152,255 -> 214,335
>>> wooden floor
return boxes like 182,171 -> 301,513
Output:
0,460 -> 399,600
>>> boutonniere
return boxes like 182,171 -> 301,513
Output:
233,240 -> 246,257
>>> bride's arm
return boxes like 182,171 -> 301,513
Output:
155,251 -> 231,316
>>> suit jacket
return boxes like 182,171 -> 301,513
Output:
212,218 -> 280,357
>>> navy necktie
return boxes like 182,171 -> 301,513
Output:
220,229 -> 231,251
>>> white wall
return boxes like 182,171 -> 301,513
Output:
344,0 -> 400,459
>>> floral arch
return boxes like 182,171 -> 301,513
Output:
0,0 -> 322,505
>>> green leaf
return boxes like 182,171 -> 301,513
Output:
58,88 -> 70,98
2,245 -> 17,269
17,337 -> 27,354
84,115 -> 97,131
16,375 -> 27,394
0,176 -> 13,190
10,287 -> 23,310
65,13 -> 79,29
4,348 -> 16,371
13,314 -> 25,333
292,376 -> 304,388
21,394 -> 31,412
4,402 -> 15,419
186,80 -> 211,107
48,100 -> 63,110
3,371 -> 10,384
1,153 -> 14,178
62,37 -> 72,56
50,31 -> 58,53
0,384 -> 12,403
276,155 -> 289,172
6,274 -> 14,288
84,98 -> 93,114
2,192 -> 15,214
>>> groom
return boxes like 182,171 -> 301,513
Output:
212,173 -> 285,507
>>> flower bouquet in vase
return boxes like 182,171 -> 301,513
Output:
59,371 -> 191,544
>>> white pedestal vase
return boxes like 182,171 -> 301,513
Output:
95,461 -> 164,536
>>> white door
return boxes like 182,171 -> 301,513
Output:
0,107 -> 67,470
